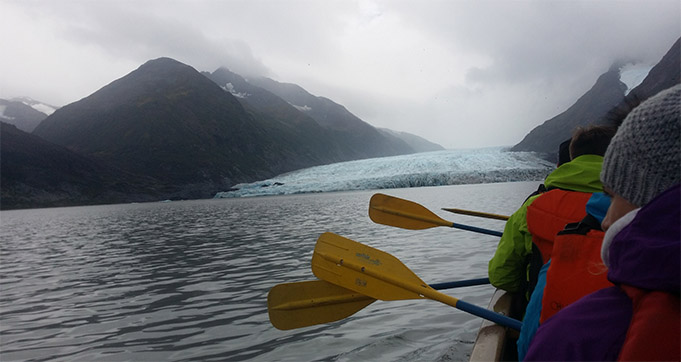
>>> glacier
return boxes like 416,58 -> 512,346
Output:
619,63 -> 653,96
214,148 -> 556,198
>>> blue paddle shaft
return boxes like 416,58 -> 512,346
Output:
430,278 -> 521,330
451,222 -> 503,237
456,298 -> 522,331
430,278 -> 490,289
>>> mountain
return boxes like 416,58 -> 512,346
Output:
34,57 -> 354,199
606,37 -> 681,127
31,57 -> 419,201
511,37 -> 680,158
0,98 -> 50,132
377,128 -> 445,152
203,67 -> 367,162
510,65 -> 627,156
243,75 -> 415,157
205,67 -> 433,160
1,122 -> 164,209
7,57 -> 439,208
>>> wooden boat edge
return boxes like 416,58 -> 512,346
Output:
469,289 -> 517,362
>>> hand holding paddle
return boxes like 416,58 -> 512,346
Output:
369,193 -> 504,237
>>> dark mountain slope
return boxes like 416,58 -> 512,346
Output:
1,122 -> 164,209
203,67 -> 362,162
245,76 -> 415,157
205,67 -> 322,129
511,65 -> 627,155
627,37 -> 680,106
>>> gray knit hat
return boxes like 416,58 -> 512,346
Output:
601,84 -> 681,207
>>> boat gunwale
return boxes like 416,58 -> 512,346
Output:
469,289 -> 520,362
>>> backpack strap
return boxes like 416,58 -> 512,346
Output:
558,214 -> 603,236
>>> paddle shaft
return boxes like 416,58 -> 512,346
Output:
372,206 -> 503,237
315,249 -> 522,331
442,208 -> 510,221
430,278 -> 490,289
450,222 -> 502,237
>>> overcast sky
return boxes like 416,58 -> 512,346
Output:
1,0 -> 679,148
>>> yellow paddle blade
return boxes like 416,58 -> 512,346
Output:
310,232 -> 524,331
311,232 -> 430,301
369,193 -> 453,230
442,208 -> 510,221
268,280 -> 375,330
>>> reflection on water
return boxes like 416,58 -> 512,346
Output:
0,182 -> 537,361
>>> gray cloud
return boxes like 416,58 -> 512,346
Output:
1,0 -> 679,148
45,1 -> 271,77
393,1 -> 679,83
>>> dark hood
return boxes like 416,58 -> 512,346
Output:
607,184 -> 680,293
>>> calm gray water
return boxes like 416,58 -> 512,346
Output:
0,182 -> 538,361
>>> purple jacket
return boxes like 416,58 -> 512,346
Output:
524,184 -> 680,361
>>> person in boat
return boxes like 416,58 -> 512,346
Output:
488,125 -> 616,299
525,84 -> 680,361
515,99 -> 649,359
516,190 -> 613,360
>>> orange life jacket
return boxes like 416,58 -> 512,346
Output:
526,189 -> 592,263
540,218 -> 613,323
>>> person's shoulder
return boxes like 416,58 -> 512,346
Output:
570,154 -> 604,164
525,286 -> 631,361
536,286 -> 630,335
545,156 -> 604,192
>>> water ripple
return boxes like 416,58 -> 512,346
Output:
1,182 -> 537,361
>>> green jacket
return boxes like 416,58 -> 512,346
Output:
488,155 -> 605,294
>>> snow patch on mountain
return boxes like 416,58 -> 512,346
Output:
215,148 -> 554,198
291,104 -> 312,112
10,97 -> 58,115
30,103 -> 57,115
619,63 -> 653,95
221,83 -> 249,98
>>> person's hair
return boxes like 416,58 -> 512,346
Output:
601,93 -> 643,128
569,125 -> 617,159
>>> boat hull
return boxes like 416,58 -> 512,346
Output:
469,289 -> 522,361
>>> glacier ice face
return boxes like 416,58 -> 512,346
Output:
214,148 -> 555,198
619,63 -> 653,96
